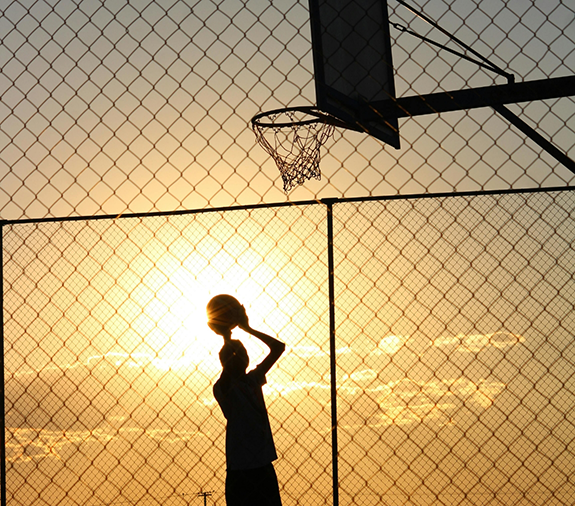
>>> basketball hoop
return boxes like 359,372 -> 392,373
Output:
251,106 -> 350,193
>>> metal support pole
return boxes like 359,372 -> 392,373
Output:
491,103 -> 575,175
1,222 -> 6,506
324,199 -> 339,506
369,75 -> 575,119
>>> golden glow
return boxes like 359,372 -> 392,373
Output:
127,248 -> 278,371
129,267 -> 226,371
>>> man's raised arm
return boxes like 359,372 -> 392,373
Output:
238,310 -> 285,375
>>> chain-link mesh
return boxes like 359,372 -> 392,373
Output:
4,188 -> 575,506
2,0 -> 575,505
3,205 -> 331,506
1,0 -> 574,220
334,190 -> 575,506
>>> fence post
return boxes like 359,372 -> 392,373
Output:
324,199 -> 339,506
1,222 -> 5,506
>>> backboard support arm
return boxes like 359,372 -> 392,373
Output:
370,76 -> 575,118
368,75 -> 575,174
388,0 -> 573,174
491,104 -> 575,175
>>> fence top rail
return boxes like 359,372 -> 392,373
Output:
1,185 -> 574,228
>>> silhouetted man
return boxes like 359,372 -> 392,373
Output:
207,295 -> 284,506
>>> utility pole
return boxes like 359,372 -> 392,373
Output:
197,490 -> 214,506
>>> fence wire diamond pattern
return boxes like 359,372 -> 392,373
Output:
3,189 -> 575,506
333,191 -> 575,506
1,0 -> 574,220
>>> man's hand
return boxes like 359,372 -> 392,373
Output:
237,305 -> 250,331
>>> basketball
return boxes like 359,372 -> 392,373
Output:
206,294 -> 244,332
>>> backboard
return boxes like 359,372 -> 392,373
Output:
309,0 -> 401,149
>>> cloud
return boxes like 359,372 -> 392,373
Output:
12,352 -> 179,380
432,331 -> 525,352
373,378 -> 454,425
7,333 -> 512,464
370,331 -> 525,356
289,345 -> 326,358
6,425 -> 213,463
5,351 -> 220,463
338,375 -> 506,428
269,379 -> 331,397
346,369 -> 378,382
371,335 -> 406,355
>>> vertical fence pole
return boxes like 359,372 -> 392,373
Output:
324,199 -> 339,506
0,222 -> 6,506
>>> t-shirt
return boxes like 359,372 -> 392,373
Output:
213,364 -> 278,470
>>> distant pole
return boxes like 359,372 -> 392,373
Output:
197,490 -> 214,506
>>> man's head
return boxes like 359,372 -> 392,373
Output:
219,339 -> 249,375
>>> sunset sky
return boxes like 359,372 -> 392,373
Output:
0,0 -> 573,220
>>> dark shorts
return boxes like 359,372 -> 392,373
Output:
225,463 -> 282,506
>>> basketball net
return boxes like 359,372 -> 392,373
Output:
251,107 -> 342,193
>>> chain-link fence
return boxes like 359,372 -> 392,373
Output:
3,203 -> 331,506
1,0 -> 574,220
2,0 -> 575,505
333,190 -> 575,506
3,187 -> 574,506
